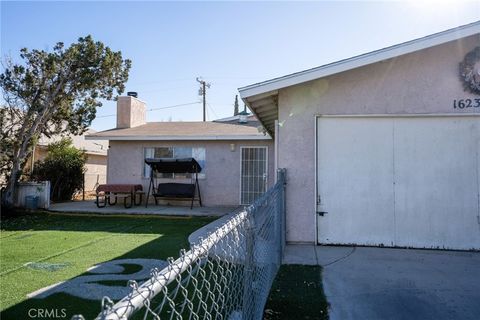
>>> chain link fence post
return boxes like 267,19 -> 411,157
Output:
243,207 -> 255,320
277,168 -> 287,261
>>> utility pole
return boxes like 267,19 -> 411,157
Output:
196,77 -> 211,122
234,95 -> 239,116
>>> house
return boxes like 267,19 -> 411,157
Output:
0,108 -> 108,192
86,95 -> 274,206
69,130 -> 108,191
23,130 -> 108,192
239,21 -> 480,250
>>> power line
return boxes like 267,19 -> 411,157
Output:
207,102 -> 219,119
96,101 -> 200,118
148,102 -> 200,112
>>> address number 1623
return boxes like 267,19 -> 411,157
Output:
453,98 -> 480,109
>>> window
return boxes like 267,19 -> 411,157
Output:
144,147 -> 206,179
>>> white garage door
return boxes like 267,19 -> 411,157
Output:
316,116 -> 480,250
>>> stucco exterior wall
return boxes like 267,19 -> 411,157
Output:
277,35 -> 480,244
84,154 -> 107,191
107,139 -> 274,206
23,147 -> 107,192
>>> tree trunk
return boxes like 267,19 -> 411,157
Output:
2,126 -> 37,208
2,101 -> 52,208
2,140 -> 38,208
2,160 -> 21,208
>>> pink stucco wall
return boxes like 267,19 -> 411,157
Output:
277,35 -> 480,244
107,140 -> 274,206
84,154 -> 107,191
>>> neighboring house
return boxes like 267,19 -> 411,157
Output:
25,130 -> 108,192
239,21 -> 480,250
71,131 -> 108,191
86,96 -> 274,206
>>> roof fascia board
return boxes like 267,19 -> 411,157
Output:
85,135 -> 272,141
239,22 -> 480,98
84,151 -> 108,156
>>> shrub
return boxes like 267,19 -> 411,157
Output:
32,138 -> 87,201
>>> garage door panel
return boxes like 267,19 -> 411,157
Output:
317,118 -> 395,245
394,118 -> 480,249
317,116 -> 480,250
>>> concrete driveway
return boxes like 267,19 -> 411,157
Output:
284,245 -> 480,320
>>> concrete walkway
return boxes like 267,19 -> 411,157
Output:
284,244 -> 480,320
49,200 -> 238,217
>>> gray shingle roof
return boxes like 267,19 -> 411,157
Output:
86,121 -> 270,141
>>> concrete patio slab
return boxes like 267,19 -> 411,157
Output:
314,245 -> 355,266
49,200 -> 238,217
283,244 -> 318,265
283,245 -> 480,320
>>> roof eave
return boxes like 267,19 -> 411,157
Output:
241,91 -> 278,137
238,21 -> 480,99
238,21 -> 480,137
85,134 -> 272,141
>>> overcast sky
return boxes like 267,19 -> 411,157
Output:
1,1 -> 479,131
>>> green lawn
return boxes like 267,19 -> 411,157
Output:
264,265 -> 329,320
0,211 -> 328,320
0,211 -> 214,319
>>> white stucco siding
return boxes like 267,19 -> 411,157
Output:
278,35 -> 479,244
107,140 -> 274,206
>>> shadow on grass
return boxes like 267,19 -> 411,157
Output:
1,209 -> 208,234
264,265 -> 329,320
1,211 -> 215,319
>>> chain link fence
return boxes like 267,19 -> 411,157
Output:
75,169 -> 286,320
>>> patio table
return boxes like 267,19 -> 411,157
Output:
96,184 -> 144,208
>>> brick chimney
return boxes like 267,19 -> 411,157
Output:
116,95 -> 146,129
